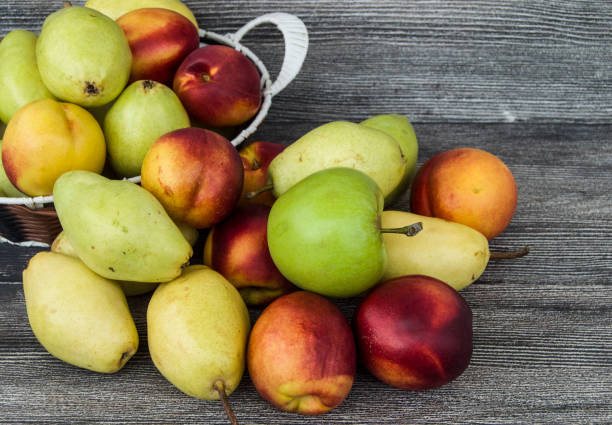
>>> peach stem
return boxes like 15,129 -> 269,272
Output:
245,183 -> 273,199
489,246 -> 530,260
213,380 -> 239,425
379,222 -> 423,237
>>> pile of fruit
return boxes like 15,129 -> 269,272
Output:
0,0 -> 527,422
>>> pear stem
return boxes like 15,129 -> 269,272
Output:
62,1 -> 72,8
380,222 -> 423,237
489,246 -> 530,260
245,183 -> 273,199
213,380 -> 239,425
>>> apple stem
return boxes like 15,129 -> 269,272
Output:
245,183 -> 273,199
489,245 -> 530,260
62,1 -> 72,7
213,380 -> 239,425
380,222 -> 423,237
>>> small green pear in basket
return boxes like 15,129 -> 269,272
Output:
0,30 -> 55,125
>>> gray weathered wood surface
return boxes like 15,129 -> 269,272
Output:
1,1 -> 611,424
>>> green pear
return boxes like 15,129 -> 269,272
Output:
148,265 -> 250,400
266,121 -> 407,200
104,80 -> 190,177
53,170 -> 193,282
85,0 -> 198,28
360,114 -> 418,204
51,222 -> 197,296
381,211 -> 490,290
36,6 -> 132,107
50,231 -> 156,296
267,167 -> 422,298
0,30 -> 55,124
0,140 -> 27,197
23,251 -> 139,373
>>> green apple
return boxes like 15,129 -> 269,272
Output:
267,167 -> 422,298
360,114 -> 418,204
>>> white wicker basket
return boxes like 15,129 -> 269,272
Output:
0,12 -> 309,245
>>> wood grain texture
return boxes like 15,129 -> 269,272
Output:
1,0 -> 612,424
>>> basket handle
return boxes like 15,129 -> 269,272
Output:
228,13 -> 308,97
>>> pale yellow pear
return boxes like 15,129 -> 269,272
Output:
85,0 -> 198,27
148,265 -> 250,400
267,121 -> 407,199
22,251 -> 139,373
53,171 -> 193,283
381,210 -> 490,290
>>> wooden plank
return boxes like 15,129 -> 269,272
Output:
0,1 -> 611,123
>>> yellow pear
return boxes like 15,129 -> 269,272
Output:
85,0 -> 198,28
22,251 -> 139,373
147,265 -> 250,400
381,210 -> 490,290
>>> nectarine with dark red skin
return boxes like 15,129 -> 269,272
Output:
173,45 -> 262,128
353,275 -> 473,391
204,204 -> 296,306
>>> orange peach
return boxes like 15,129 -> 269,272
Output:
247,291 -> 356,415
173,45 -> 262,127
117,8 -> 200,86
238,141 -> 285,206
204,204 -> 295,306
1,98 -> 105,196
140,127 -> 243,229
410,147 -> 517,240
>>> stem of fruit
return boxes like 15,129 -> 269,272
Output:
489,246 -> 530,260
380,222 -> 423,237
62,1 -> 72,7
245,184 -> 273,199
213,380 -> 239,425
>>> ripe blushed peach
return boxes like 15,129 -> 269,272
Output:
247,291 -> 356,415
410,147 -> 517,240
173,45 -> 262,128
140,127 -> 243,229
1,98 -> 105,196
117,8 -> 200,86
204,204 -> 295,306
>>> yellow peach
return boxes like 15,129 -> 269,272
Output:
2,99 -> 106,196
